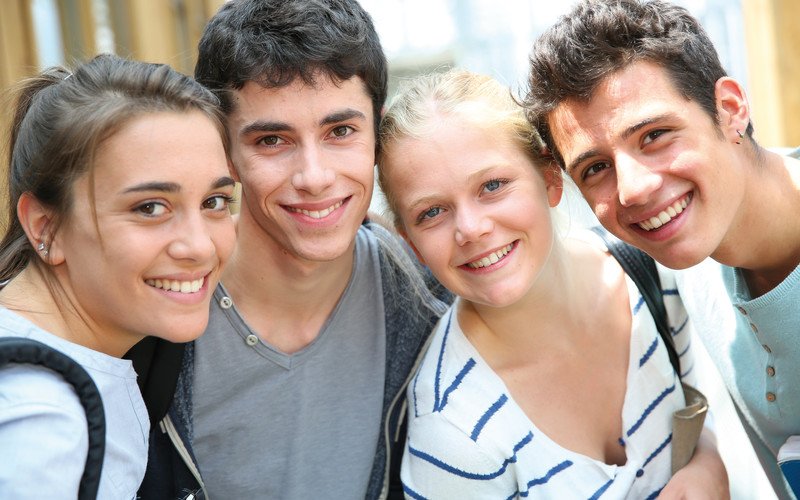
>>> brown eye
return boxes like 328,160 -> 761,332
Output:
332,125 -> 352,137
203,195 -> 232,211
259,135 -> 281,146
135,202 -> 166,216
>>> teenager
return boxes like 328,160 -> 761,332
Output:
525,0 -> 800,496
377,68 -> 728,499
0,54 -> 235,498
130,1 -> 450,498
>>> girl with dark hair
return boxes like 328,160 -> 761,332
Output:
0,54 -> 236,497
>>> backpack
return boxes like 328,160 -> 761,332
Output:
0,337 -> 106,500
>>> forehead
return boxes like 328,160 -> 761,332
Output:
547,62 -> 687,160
229,75 -> 373,128
385,116 -> 534,197
91,111 -> 227,187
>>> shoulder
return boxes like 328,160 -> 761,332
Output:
0,363 -> 85,412
0,365 -> 87,495
0,364 -> 88,455
409,308 -> 508,432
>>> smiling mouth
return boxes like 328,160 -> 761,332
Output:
145,277 -> 204,294
287,199 -> 344,219
465,243 -> 515,269
636,194 -> 691,231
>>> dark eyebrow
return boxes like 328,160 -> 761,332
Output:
566,113 -> 673,174
239,109 -> 366,138
566,149 -> 601,175
240,120 -> 291,137
212,176 -> 236,189
122,176 -> 235,195
321,109 -> 366,126
621,114 -> 671,141
122,182 -> 180,194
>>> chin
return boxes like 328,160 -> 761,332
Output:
162,319 -> 211,343
646,249 -> 705,270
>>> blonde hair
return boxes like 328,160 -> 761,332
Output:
377,69 -> 546,229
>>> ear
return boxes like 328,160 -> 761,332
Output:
398,228 -> 426,265
17,192 -> 64,265
543,163 -> 564,208
715,77 -> 751,142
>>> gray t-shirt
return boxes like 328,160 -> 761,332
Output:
192,226 -> 386,499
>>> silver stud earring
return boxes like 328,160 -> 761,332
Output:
37,241 -> 48,257
736,130 -> 743,145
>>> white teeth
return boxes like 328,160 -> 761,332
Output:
637,196 -> 689,231
466,243 -> 514,269
290,200 -> 344,219
145,277 -> 204,294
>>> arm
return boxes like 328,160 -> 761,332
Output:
658,430 -> 730,499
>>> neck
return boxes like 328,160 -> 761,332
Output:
712,149 -> 800,296
0,264 -> 133,356
458,237 -> 592,362
222,215 -> 356,353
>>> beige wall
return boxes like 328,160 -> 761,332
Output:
742,0 -> 800,148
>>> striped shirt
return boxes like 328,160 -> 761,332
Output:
402,269 -> 694,499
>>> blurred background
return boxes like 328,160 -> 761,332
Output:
2,0 -> 798,147
1,1 -> 797,497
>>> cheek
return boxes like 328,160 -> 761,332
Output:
593,202 -> 616,225
215,223 -> 237,261
406,230 -> 447,267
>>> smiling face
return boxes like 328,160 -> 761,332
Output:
548,60 -> 748,269
50,110 -> 236,352
227,75 -> 376,263
382,114 -> 562,308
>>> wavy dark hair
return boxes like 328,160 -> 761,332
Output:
524,0 -> 751,167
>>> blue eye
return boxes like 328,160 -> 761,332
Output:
417,206 -> 443,224
482,178 -> 508,193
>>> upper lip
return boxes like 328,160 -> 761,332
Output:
460,241 -> 515,267
145,270 -> 211,282
626,193 -> 691,226
282,196 -> 349,212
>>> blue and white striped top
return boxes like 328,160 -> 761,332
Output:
401,268 -> 695,499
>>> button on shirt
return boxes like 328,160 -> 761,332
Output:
676,259 -> 800,499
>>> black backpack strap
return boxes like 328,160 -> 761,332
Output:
590,226 -> 681,375
124,336 -> 185,426
0,337 -> 106,500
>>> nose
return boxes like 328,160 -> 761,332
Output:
168,212 -> 217,262
454,203 -> 493,246
615,155 -> 662,207
291,145 -> 335,195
